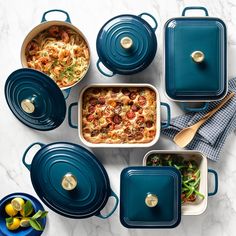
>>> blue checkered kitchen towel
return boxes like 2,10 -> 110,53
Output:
162,78 -> 236,161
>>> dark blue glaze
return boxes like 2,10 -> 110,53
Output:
165,13 -> 227,101
96,13 -> 157,76
22,142 -> 118,219
0,193 -> 46,236
4,68 -> 66,131
120,166 -> 181,228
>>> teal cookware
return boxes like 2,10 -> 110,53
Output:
96,13 -> 157,76
20,9 -> 90,98
0,193 -> 46,236
164,6 -> 227,112
22,142 -> 119,219
5,69 -> 66,131
120,166 -> 181,228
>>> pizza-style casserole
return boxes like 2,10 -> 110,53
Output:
82,87 -> 157,144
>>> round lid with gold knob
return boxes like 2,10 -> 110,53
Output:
120,166 -> 181,228
5,68 -> 66,130
96,13 -> 158,76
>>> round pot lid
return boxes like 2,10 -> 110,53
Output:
23,142 -> 111,219
96,13 -> 157,76
5,68 -> 66,131
120,166 -> 181,228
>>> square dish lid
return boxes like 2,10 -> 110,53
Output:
165,7 -> 227,101
120,166 -> 181,228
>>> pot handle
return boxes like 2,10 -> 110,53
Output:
41,9 -> 71,23
22,142 -> 45,171
62,88 -> 71,100
182,6 -> 209,16
208,169 -> 218,196
138,13 -> 158,31
68,102 -> 78,129
161,102 -> 171,129
96,189 -> 119,219
182,102 -> 209,112
97,60 -> 115,77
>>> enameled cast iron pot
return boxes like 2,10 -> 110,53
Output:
96,13 -> 158,76
143,150 -> 218,215
22,142 -> 119,219
0,193 -> 46,236
164,6 -> 227,112
21,9 -> 90,98
68,83 -> 171,148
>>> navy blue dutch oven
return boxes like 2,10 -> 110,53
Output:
22,142 -> 119,219
96,13 -> 158,76
0,193 -> 46,236
164,6 -> 227,112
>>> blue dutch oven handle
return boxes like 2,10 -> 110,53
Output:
161,102 -> 171,129
182,6 -> 209,16
208,169 -> 218,196
138,13 -> 158,32
96,189 -> 119,219
62,88 -> 71,100
182,102 -> 209,112
22,142 -> 45,171
68,102 -> 78,129
41,9 -> 71,23
96,60 -> 115,77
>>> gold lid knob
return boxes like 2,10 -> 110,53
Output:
21,99 -> 35,114
145,193 -> 158,207
120,37 -> 133,49
191,51 -> 205,63
61,173 -> 77,191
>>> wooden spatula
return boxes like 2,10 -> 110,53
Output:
174,92 -> 235,148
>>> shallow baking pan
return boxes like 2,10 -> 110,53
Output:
143,150 -> 218,215
68,83 -> 170,147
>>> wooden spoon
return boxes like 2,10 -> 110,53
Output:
174,92 -> 235,148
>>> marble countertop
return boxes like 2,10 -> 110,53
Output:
1,0 -> 236,235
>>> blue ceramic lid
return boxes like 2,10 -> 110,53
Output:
5,68 -> 66,131
96,13 -> 157,75
165,7 -> 227,101
120,166 -> 181,228
27,142 -> 111,219
0,192 -> 46,236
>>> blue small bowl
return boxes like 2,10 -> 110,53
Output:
0,193 -> 46,236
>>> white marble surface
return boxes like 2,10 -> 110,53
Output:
1,0 -> 236,235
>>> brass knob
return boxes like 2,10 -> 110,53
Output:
191,51 -> 205,63
61,173 -> 77,191
21,99 -> 35,114
120,37 -> 133,49
145,193 -> 158,208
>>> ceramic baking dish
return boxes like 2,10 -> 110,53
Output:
143,150 -> 218,215
68,83 -> 170,147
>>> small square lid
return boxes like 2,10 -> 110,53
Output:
120,166 -> 181,228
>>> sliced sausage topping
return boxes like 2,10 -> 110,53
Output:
122,88 -> 130,96
91,129 -> 99,137
131,104 -> 140,112
88,105 -> 95,113
98,97 -> 105,105
136,116 -> 145,125
113,115 -> 122,124
146,120 -> 153,128
112,87 -> 120,93
89,97 -> 98,106
129,92 -> 137,100
86,114 -> 94,122
126,110 -> 136,119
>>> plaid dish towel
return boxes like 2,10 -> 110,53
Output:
162,78 -> 236,161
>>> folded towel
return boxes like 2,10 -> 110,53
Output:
162,78 -> 236,161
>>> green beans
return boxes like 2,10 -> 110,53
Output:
146,154 -> 205,203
